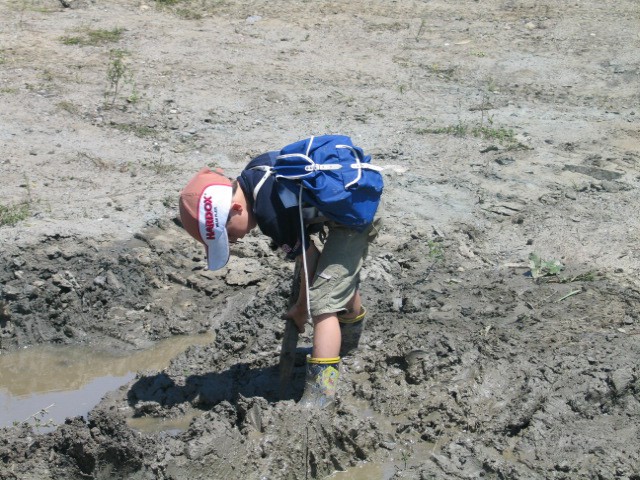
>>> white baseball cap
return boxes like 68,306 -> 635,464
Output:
179,167 -> 233,270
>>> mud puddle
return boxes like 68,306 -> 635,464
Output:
329,463 -> 398,480
0,332 -> 214,430
127,407 -> 201,435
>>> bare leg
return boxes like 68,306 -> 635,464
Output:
312,312 -> 341,358
341,290 -> 362,320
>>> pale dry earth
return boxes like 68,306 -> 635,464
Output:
0,0 -> 639,478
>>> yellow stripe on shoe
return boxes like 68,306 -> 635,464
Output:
338,307 -> 366,324
308,356 -> 341,365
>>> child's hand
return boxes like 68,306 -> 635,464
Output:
284,303 -> 309,333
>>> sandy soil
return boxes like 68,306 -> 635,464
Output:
1,0 -> 639,478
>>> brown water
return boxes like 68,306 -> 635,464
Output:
328,463 -> 396,479
0,333 -> 214,430
127,407 -> 200,435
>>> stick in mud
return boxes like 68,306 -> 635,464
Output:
279,319 -> 299,399
279,259 -> 301,399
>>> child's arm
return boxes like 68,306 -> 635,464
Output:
285,242 -> 320,333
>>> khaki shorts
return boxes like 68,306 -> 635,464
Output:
309,218 -> 381,316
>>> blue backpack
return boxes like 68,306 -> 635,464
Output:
254,135 -> 383,231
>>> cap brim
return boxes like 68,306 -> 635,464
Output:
206,227 -> 229,270
197,184 -> 232,270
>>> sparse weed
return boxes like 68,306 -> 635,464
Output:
528,253 -> 598,285
427,63 -> 456,79
162,195 -> 176,208
401,450 -> 410,470
486,77 -> 498,93
558,271 -> 596,283
11,0 -> 55,15
127,83 -> 141,104
153,0 -> 202,20
17,404 -> 57,432
528,253 -> 563,279
0,202 -> 31,226
78,151 -> 110,169
110,122 -> 156,138
104,49 -> 133,106
418,123 -> 468,137
427,239 -> 445,261
175,8 -> 203,19
60,27 -> 124,46
146,158 -> 178,175
56,100 -> 79,114
417,121 -> 528,150
118,161 -> 138,177
154,0 -> 227,15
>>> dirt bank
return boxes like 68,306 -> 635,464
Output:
1,0 -> 639,478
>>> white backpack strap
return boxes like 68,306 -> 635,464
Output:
351,163 -> 386,172
336,144 -> 363,189
297,184 -> 313,326
250,165 -> 273,202
273,153 -> 315,180
299,137 -> 317,326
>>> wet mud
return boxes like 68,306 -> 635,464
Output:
1,0 -> 640,478
0,332 -> 213,429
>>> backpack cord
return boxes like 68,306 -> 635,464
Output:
300,132 -> 313,325
298,183 -> 313,326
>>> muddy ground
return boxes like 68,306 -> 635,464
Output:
1,0 -> 639,478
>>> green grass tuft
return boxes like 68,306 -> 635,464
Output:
60,27 -> 125,46
0,202 -> 31,226
416,121 -> 529,150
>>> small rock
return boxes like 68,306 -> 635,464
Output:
51,273 -> 73,290
2,285 -> 21,300
495,157 -> 515,166
601,180 -> 620,193
610,368 -> 634,394
106,271 -> 123,290
440,303 -> 454,312
167,272 -> 187,285
23,285 -> 38,298
392,297 -> 403,312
